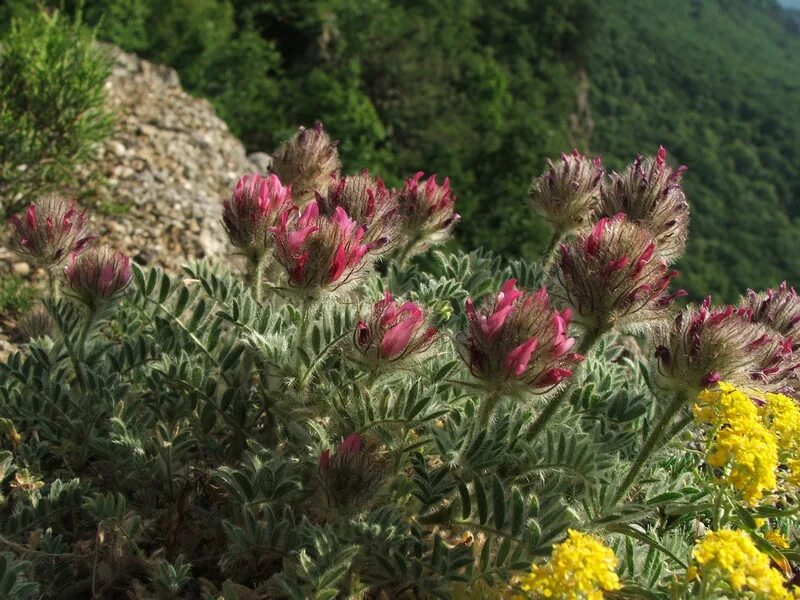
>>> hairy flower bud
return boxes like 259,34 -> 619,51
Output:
353,291 -> 437,368
318,434 -> 384,510
742,282 -> 800,349
552,214 -> 686,335
8,195 -> 96,266
64,246 -> 132,311
270,200 -> 379,293
529,150 -> 604,235
598,146 -> 689,263
271,123 -> 341,205
458,279 -> 583,394
397,171 -> 459,254
316,171 -> 398,251
654,298 -> 796,395
222,173 -> 293,260
19,305 -> 53,341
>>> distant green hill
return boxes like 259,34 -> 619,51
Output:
2,0 -> 798,301
587,0 -> 800,300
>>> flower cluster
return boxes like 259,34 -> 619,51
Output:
460,279 -> 583,394
514,529 -> 621,600
318,434 -> 384,510
687,529 -> 794,598
222,173 -> 293,261
744,281 -> 800,350
693,383 -> 778,505
397,171 -> 459,255
271,123 -> 341,205
271,200 -> 379,293
353,291 -> 437,368
529,150 -> 604,236
64,246 -> 133,311
655,298 -> 798,395
553,214 -> 684,335
8,194 -> 96,266
598,146 -> 689,262
316,171 -> 398,250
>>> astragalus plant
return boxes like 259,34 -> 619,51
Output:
1,135 -> 800,600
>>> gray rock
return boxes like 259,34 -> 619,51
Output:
248,152 -> 272,173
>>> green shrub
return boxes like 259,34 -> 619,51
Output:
0,10 -> 114,215
2,135 -> 799,598
0,274 -> 37,315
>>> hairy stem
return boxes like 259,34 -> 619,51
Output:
77,310 -> 96,362
526,326 -> 603,441
47,266 -> 61,302
247,254 -> 265,302
610,390 -> 689,507
540,231 -> 563,274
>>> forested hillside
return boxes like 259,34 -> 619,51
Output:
2,0 -> 799,300
588,0 -> 800,299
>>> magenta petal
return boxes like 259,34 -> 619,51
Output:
339,434 -> 362,455
380,314 -> 422,359
504,338 -> 539,378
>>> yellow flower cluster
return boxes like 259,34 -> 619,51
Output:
760,391 -> 800,451
688,530 -> 794,598
765,529 -> 790,550
693,383 -> 777,505
515,529 -> 621,600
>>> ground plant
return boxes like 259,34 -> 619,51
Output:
1,126 -> 800,599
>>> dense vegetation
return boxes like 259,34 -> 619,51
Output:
4,120 -> 800,597
0,9 -> 113,215
1,0 -> 798,297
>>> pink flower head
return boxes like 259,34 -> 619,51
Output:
598,147 -> 689,263
271,122 -> 341,205
460,279 -> 583,394
8,195 -> 96,266
222,173 -> 293,259
530,149 -> 605,234
316,171 -> 398,251
319,434 -> 362,472
317,433 -> 383,508
655,296 -> 798,395
554,213 -> 686,335
271,199 -> 379,292
353,291 -> 437,366
64,246 -> 132,311
397,171 -> 460,254
743,282 -> 800,351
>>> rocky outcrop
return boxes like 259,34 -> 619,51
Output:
82,46 -> 259,268
0,46 -> 261,355
1,46 -> 259,276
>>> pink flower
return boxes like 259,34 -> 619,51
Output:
8,195 -> 96,266
319,434 -> 362,471
222,173 -> 293,259
743,282 -> 800,351
598,147 -> 689,262
353,291 -> 437,366
554,214 -> 686,335
64,246 -> 132,311
271,122 -> 341,205
271,199 -> 379,292
397,171 -> 459,254
530,149 -> 604,235
316,171 -> 398,251
460,279 -> 583,394
655,297 -> 798,395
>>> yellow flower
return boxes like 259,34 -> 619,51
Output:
765,529 -> 790,550
760,392 -> 800,453
693,383 -> 778,505
515,529 -> 620,599
690,530 -> 793,598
